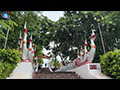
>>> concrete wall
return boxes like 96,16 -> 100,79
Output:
67,63 -> 112,79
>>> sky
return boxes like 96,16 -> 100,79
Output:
41,11 -> 64,67
42,11 -> 64,21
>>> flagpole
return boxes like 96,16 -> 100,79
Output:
98,23 -> 106,54
4,22 -> 10,50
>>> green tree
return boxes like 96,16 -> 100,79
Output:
1,11 -> 46,57
113,38 -> 120,50
2,11 -> 119,65
33,58 -> 44,67
50,11 -> 120,64
92,11 -> 120,62
3,11 -> 42,49
49,58 -> 61,69
0,11 -> 18,44
50,11 -> 99,63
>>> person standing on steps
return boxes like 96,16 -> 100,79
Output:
45,62 -> 47,67
38,65 -> 41,72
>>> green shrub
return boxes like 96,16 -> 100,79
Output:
38,58 -> 44,67
33,58 -> 44,67
49,58 -> 61,69
100,49 -> 120,79
0,48 -> 22,79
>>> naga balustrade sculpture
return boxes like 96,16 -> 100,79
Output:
18,21 -> 96,73
55,30 -> 96,72
17,21 -> 36,62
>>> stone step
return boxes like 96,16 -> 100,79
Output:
34,73 -> 81,79
33,68 -> 82,79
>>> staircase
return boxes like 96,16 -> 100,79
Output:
32,68 -> 82,79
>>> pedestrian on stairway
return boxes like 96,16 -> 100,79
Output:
38,65 -> 41,72
33,62 -> 39,73
45,62 -> 47,67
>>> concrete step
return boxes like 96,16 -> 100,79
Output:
33,68 -> 82,79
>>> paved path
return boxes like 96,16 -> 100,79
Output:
7,62 -> 33,79
90,73 -> 113,79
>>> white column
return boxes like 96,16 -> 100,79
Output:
19,31 -> 22,51
22,21 -> 28,60
28,35 -> 32,61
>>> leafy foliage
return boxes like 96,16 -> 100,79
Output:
34,44 -> 43,57
33,58 -> 44,67
0,11 -> 54,57
0,48 -> 22,79
48,11 -> 120,64
113,38 -> 120,50
49,58 -> 61,69
100,49 -> 120,79
48,11 -> 99,62
1,11 -> 119,77
38,58 -> 44,66
0,19 -> 18,42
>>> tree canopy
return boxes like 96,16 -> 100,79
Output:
0,11 -> 119,64
45,11 -> 120,63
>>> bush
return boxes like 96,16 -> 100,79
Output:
33,58 -> 44,67
0,48 -> 22,79
49,58 -> 61,69
38,58 -> 44,67
100,49 -> 120,79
